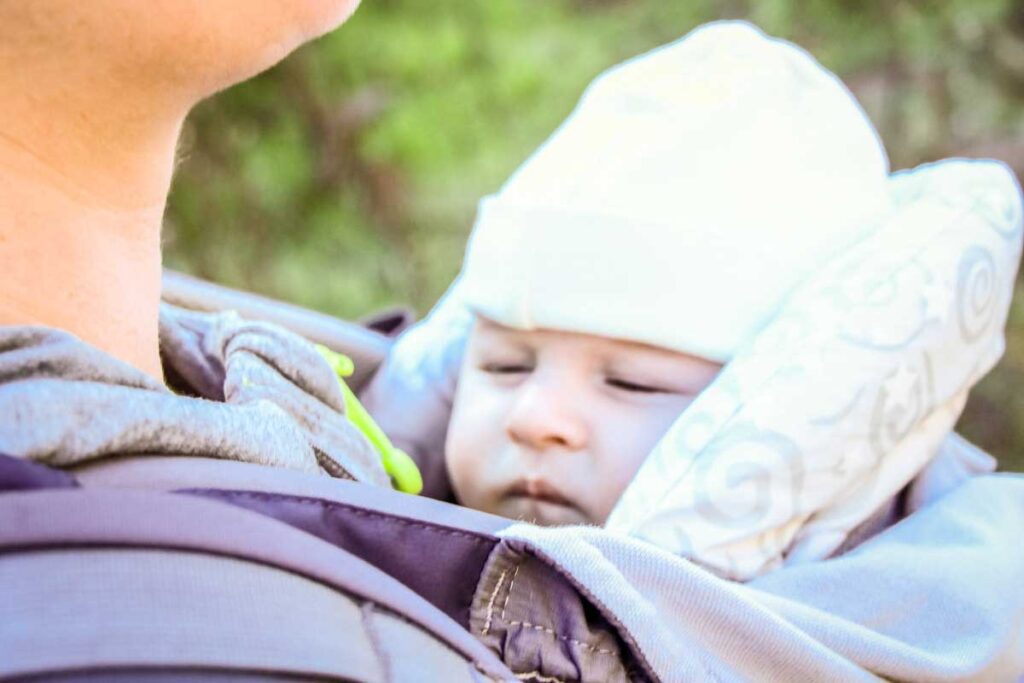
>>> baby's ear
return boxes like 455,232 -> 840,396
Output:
359,279 -> 475,501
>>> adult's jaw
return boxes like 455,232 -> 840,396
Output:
0,0 -> 362,381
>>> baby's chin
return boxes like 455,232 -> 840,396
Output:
495,495 -> 594,527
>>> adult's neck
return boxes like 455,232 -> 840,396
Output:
0,43 -> 188,381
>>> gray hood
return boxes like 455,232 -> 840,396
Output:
0,304 -> 389,486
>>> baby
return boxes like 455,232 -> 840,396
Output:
440,21 -> 890,526
364,20 -> 1020,582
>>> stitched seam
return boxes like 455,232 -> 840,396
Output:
514,671 -> 567,683
508,621 -> 616,657
481,567 -> 510,636
513,547 -> 665,683
498,558 -> 616,658
184,489 -> 496,545
500,563 -> 521,621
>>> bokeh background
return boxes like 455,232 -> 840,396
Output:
165,0 -> 1024,469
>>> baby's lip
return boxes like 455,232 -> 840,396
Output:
507,478 -> 573,507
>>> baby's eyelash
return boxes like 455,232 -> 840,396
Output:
481,363 -> 532,374
605,377 -> 665,394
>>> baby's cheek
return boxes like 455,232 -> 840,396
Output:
445,384 -> 503,510
444,414 -> 479,504
591,405 -> 683,520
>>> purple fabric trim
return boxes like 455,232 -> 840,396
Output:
0,454 -> 79,491
271,476 -> 510,537
0,488 -> 514,680
183,488 -> 499,630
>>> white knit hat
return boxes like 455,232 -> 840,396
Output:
460,21 -> 892,362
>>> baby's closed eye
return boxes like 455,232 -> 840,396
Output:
604,376 -> 668,394
481,362 -> 532,374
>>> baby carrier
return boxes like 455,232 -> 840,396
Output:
0,272 -> 654,682
3,159 -> 1024,682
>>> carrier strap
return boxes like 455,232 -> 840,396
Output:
0,488 -> 513,680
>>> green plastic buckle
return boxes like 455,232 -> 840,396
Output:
316,344 -> 423,495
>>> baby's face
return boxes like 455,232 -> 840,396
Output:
446,318 -> 722,526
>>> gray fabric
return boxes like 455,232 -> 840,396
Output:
0,307 -> 388,485
497,473 -> 1024,682
162,269 -> 393,392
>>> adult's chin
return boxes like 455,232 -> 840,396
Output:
183,0 -> 363,97
290,0 -> 363,41
44,0 -> 367,102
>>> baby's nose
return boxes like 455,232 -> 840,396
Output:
504,379 -> 588,452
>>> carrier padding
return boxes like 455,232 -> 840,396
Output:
73,456 -> 509,628
2,549 -> 385,679
0,485 -> 513,681
73,455 -> 508,537
69,457 -> 659,681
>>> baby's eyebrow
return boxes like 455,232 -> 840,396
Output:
474,321 -> 533,345
603,356 -> 666,379
605,355 -> 714,390
604,345 -> 673,367
471,331 -> 533,355
475,321 -> 528,340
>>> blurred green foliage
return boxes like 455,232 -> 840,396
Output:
166,0 -> 1024,468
